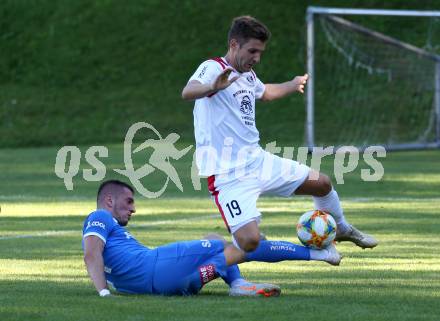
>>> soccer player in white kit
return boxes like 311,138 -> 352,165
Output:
182,16 -> 378,256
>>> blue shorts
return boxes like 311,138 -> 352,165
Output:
151,239 -> 228,296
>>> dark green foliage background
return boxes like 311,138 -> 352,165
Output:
0,0 -> 438,147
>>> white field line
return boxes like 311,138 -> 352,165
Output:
133,214 -> 219,227
1,196 -> 439,240
0,214 -> 220,241
344,197 -> 440,202
1,196 -> 439,203
0,231 -> 78,240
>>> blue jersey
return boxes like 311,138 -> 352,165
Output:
82,209 -> 228,295
82,209 -> 157,294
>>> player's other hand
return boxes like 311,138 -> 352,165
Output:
292,74 -> 308,94
211,68 -> 240,92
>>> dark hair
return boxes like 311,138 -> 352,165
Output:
97,180 -> 134,204
228,16 -> 271,45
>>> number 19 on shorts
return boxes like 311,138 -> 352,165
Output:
226,200 -> 241,218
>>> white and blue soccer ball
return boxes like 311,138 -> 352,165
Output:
296,210 -> 337,249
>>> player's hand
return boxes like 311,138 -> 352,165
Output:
292,73 -> 308,94
211,68 -> 240,92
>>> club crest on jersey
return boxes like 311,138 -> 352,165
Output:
246,74 -> 255,85
199,264 -> 216,285
240,95 -> 253,115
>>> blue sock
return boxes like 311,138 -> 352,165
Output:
245,240 -> 311,262
221,264 -> 243,286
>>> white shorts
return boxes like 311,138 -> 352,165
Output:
207,150 -> 310,233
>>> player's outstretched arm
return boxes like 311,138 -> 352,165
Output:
261,73 -> 308,102
83,235 -> 110,296
181,68 -> 239,101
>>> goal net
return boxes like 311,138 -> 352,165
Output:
306,7 -> 440,150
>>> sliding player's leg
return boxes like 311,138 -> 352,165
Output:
223,238 -> 342,267
203,233 -> 280,297
151,239 -> 280,297
151,239 -> 229,296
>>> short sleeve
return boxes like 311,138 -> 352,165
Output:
83,210 -> 115,244
254,76 -> 266,100
188,60 -> 223,85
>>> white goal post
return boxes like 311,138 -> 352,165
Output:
306,6 -> 440,151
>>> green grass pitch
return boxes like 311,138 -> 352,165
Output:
0,146 -> 439,321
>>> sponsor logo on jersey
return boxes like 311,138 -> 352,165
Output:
239,95 -> 253,115
86,221 -> 106,230
198,66 -> 208,79
199,264 -> 216,285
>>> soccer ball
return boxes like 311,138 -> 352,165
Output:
296,210 -> 337,249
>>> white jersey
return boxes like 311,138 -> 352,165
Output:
188,57 -> 266,176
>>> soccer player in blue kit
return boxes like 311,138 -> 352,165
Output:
83,180 -> 342,297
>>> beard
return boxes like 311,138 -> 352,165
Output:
116,217 -> 128,226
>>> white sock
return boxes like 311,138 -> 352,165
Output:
313,188 -> 350,233
230,278 -> 248,288
309,248 -> 328,261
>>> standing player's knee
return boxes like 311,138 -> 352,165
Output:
236,234 -> 260,252
317,174 -> 332,196
233,220 -> 261,252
